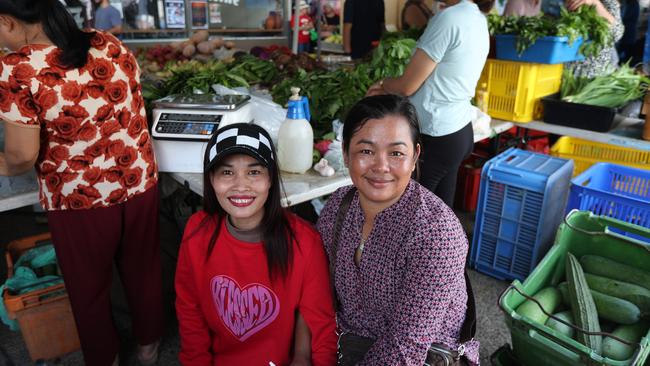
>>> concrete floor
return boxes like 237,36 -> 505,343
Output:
0,182 -> 511,366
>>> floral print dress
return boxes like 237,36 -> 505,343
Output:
0,31 -> 157,210
569,0 -> 624,78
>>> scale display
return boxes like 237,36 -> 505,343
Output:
155,113 -> 222,137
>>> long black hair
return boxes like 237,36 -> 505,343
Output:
0,0 -> 95,68
195,128 -> 295,282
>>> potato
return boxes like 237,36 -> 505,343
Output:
169,41 -> 184,50
196,41 -> 215,55
182,44 -> 196,58
190,30 -> 209,44
210,37 -> 225,49
224,41 -> 236,49
193,53 -> 213,63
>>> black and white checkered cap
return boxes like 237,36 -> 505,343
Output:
205,123 -> 274,171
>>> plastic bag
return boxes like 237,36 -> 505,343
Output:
212,84 -> 287,145
323,119 -> 347,173
470,106 -> 492,139
0,244 -> 62,331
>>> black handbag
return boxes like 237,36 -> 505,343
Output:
330,188 -> 476,366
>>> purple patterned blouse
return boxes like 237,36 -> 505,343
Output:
317,180 -> 480,365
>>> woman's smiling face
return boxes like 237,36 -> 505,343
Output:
210,153 -> 271,230
345,114 -> 420,211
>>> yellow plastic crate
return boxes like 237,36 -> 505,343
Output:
550,136 -> 650,176
477,59 -> 563,123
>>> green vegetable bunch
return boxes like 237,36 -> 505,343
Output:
227,54 -> 280,86
271,63 -> 375,137
369,37 -> 417,80
556,6 -> 610,58
152,56 -> 279,97
561,63 -> 650,108
488,6 -> 611,57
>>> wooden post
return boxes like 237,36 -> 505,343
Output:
641,92 -> 650,141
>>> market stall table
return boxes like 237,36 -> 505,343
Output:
0,190 -> 39,213
508,116 -> 650,152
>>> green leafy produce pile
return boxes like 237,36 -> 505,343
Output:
560,63 -> 649,108
270,63 -> 376,138
487,6 -> 611,57
141,31 -> 419,139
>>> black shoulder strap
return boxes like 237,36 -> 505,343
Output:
328,186 -> 476,342
460,270 -> 477,342
329,187 -> 357,311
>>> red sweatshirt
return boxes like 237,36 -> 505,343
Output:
175,211 -> 337,366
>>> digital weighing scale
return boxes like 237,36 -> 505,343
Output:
151,94 -> 253,173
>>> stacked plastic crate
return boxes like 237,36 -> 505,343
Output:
469,148 -> 574,281
475,27 -> 588,123
566,163 -> 650,228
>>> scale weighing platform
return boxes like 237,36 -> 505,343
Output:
151,94 -> 253,173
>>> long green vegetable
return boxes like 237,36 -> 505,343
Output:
561,64 -> 650,108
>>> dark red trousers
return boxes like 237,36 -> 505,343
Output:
47,185 -> 163,366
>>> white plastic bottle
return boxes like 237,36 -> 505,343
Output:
277,87 -> 314,174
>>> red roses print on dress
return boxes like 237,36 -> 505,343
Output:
0,31 -> 157,210
89,57 -> 116,82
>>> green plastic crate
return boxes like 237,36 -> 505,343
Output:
498,210 -> 650,366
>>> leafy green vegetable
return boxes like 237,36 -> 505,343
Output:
142,29 -> 421,139
561,63 -> 649,108
488,6 -> 611,57
369,37 -> 417,80
271,63 -> 375,137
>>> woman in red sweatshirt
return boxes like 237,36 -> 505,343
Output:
175,123 -> 337,366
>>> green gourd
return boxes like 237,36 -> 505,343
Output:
602,322 -> 649,361
580,255 -> 650,291
516,287 -> 562,326
545,311 -> 575,339
566,253 -> 602,354
584,273 -> 650,315
558,282 -> 641,325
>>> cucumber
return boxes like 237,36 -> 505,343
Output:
584,273 -> 650,315
580,255 -> 650,292
566,253 -> 601,353
558,282 -> 641,325
516,287 -> 562,326
602,322 -> 649,361
545,311 -> 575,339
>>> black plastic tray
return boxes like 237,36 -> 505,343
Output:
541,93 -> 617,132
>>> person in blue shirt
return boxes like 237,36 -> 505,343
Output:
93,0 -> 122,35
367,0 -> 493,207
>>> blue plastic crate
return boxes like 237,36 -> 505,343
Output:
469,148 -> 574,281
495,35 -> 585,64
566,163 -> 650,228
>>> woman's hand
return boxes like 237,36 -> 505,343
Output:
366,80 -> 386,96
565,0 -> 615,24
565,0 -> 594,11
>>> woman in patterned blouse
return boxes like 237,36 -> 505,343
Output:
317,95 -> 478,365
565,0 -> 624,77
0,1 -> 162,365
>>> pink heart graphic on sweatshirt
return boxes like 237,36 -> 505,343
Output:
211,275 -> 280,342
